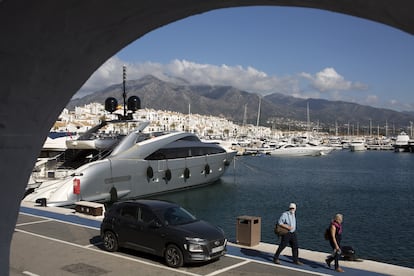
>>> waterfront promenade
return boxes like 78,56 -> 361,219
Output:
11,202 -> 413,276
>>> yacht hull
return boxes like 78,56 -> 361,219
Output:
23,121 -> 236,206
350,143 -> 366,152
24,134 -> 236,207
269,147 -> 322,157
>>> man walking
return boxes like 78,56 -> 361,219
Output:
273,202 -> 303,265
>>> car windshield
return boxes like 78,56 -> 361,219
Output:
163,206 -> 197,226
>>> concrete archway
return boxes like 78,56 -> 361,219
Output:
1,1 -> 413,273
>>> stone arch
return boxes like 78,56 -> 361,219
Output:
1,1 -> 413,273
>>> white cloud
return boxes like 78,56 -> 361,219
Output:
386,99 -> 414,112
76,57 -> 367,105
75,57 -> 122,97
76,57 -> 301,97
164,59 -> 293,95
300,67 -> 367,92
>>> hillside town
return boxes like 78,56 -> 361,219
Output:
49,102 -> 414,155
55,102 -> 273,140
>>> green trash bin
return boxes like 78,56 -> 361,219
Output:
236,215 -> 261,246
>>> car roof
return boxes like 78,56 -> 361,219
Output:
113,199 -> 179,210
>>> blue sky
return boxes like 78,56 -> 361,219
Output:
78,6 -> 414,112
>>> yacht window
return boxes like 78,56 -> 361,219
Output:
145,146 -> 225,160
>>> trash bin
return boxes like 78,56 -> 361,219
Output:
236,215 -> 261,246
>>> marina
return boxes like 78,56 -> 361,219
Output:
21,83 -> 414,272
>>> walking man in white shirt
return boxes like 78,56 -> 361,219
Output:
273,202 -> 303,265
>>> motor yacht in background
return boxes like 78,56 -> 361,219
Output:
349,138 -> 366,152
305,141 -> 334,155
393,131 -> 410,152
42,132 -> 79,153
269,143 -> 322,157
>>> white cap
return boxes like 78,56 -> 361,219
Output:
289,203 -> 297,209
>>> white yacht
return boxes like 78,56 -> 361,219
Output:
269,144 -> 322,157
40,131 -> 79,153
393,131 -> 410,152
28,132 -> 80,190
24,120 -> 236,207
24,68 -> 236,207
305,142 -> 334,155
349,138 -> 366,152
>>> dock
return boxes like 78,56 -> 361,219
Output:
11,202 -> 414,276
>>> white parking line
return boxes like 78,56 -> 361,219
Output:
15,228 -> 201,276
205,260 -> 250,276
85,242 -> 103,248
223,253 -> 331,276
19,212 -> 100,230
22,271 -> 40,276
16,218 -> 53,227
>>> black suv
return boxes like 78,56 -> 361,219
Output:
100,199 -> 227,267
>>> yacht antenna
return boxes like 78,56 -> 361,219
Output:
122,65 -> 127,118
104,65 -> 141,120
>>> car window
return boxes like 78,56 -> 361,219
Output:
139,207 -> 156,223
163,207 -> 197,226
120,205 -> 138,222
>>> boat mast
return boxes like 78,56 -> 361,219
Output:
242,104 -> 247,126
377,124 -> 379,138
256,96 -> 261,127
369,119 -> 372,137
188,102 -> 191,132
385,120 -> 388,137
335,120 -> 338,136
356,122 -> 359,136
307,102 -> 310,132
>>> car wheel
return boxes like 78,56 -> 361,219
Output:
165,244 -> 183,268
103,231 -> 118,252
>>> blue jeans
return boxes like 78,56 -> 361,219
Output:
273,232 -> 299,263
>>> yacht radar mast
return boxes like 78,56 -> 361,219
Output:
104,65 -> 141,120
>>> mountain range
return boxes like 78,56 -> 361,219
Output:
68,75 -> 414,132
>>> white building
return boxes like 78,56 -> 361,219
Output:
54,102 -> 277,140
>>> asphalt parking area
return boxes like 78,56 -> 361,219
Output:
12,213 -> 323,276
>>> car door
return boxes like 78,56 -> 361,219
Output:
115,204 -> 140,247
133,207 -> 166,255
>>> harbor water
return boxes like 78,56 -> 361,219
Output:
155,150 -> 414,268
